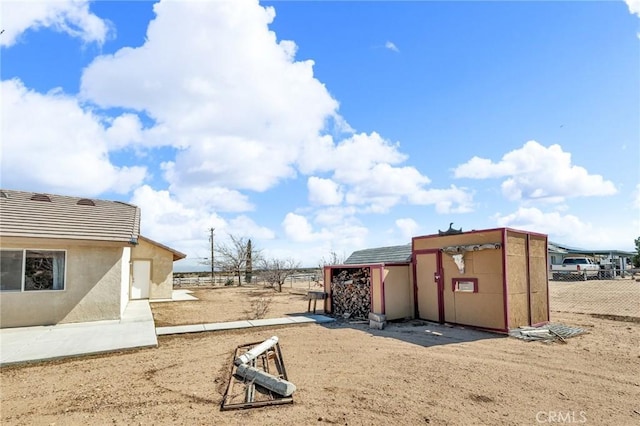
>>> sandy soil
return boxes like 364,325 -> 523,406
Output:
150,286 -> 314,327
2,283 -> 639,425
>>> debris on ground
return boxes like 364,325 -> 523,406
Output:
221,336 -> 295,410
509,323 -> 587,343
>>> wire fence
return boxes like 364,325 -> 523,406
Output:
550,268 -> 633,282
549,278 -> 640,319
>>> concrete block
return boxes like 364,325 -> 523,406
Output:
369,319 -> 385,330
368,313 -> 386,322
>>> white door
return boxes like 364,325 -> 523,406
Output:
132,260 -> 151,299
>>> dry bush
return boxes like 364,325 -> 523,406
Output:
246,295 -> 272,319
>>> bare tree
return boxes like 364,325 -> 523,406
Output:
260,258 -> 301,292
315,250 -> 346,285
216,234 -> 261,286
319,250 -> 346,267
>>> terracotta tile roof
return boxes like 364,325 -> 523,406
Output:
0,189 -> 140,243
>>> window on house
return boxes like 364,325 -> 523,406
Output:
0,250 -> 66,291
0,250 -> 23,291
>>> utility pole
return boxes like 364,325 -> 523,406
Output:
209,228 -> 215,286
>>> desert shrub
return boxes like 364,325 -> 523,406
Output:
247,296 -> 272,319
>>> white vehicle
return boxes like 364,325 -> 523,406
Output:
551,257 -> 600,280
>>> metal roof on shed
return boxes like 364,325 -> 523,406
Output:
0,189 -> 140,243
345,244 -> 412,265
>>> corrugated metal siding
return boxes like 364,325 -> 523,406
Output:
345,244 -> 412,264
0,189 -> 140,243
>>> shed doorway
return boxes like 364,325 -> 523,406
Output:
330,267 -> 371,319
131,260 -> 151,299
415,251 -> 443,322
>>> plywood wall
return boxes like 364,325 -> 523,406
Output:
443,248 -> 506,330
413,229 -> 503,251
414,229 -> 506,330
505,230 -> 549,328
506,231 -> 529,328
528,235 -> 549,324
383,265 -> 412,320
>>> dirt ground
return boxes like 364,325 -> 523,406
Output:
1,281 -> 639,425
150,286 -> 313,327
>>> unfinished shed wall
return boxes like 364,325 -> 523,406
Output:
413,229 -> 507,331
383,265 -> 412,320
441,248 -> 505,330
413,229 -> 503,251
506,231 -> 529,328
528,235 -> 549,325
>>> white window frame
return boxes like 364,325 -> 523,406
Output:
0,249 -> 67,292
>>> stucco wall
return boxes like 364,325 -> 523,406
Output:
383,265 -> 412,320
0,237 -> 126,328
120,247 -> 131,316
131,239 -> 175,300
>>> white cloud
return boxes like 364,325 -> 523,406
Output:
454,140 -> 617,202
1,0 -> 111,47
162,182 -> 255,213
282,213 -> 330,243
395,218 -> 419,240
299,132 -> 472,213
131,185 -> 280,271
313,206 -> 358,226
409,185 -> 475,214
131,185 -> 226,243
308,177 -> 343,206
494,207 -> 634,249
227,216 -> 275,240
0,79 -> 146,195
385,41 -> 399,53
633,184 -> 640,209
625,0 -> 640,17
80,0 -> 339,195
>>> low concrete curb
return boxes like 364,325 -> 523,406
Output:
156,315 -> 335,336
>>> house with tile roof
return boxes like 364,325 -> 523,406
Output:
0,189 -> 185,328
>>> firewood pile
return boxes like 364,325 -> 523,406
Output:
331,267 -> 371,319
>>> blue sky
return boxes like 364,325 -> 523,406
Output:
2,0 -> 639,270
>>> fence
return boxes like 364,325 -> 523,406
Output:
173,272 -> 324,290
550,268 -> 634,282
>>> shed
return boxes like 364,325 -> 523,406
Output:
323,244 -> 414,321
323,227 -> 550,332
413,227 -> 549,332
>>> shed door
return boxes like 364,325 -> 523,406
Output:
132,260 -> 151,299
415,252 -> 442,322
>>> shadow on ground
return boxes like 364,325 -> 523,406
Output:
286,312 -> 503,348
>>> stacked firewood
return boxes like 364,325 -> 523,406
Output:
331,267 -> 371,319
